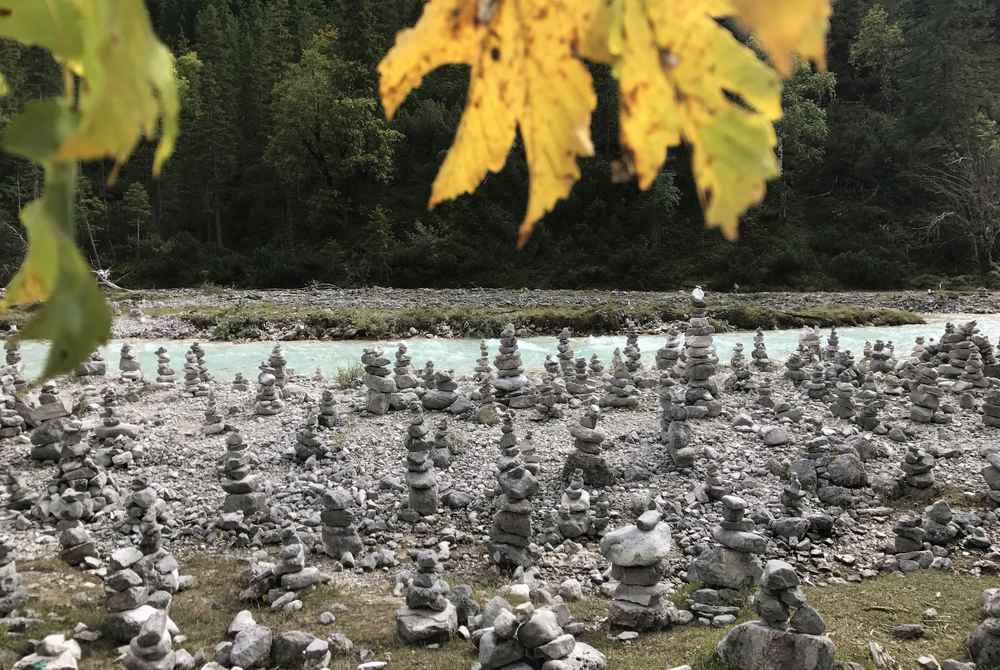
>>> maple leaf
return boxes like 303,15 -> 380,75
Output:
730,0 -> 832,76
379,0 -> 597,246
603,0 -> 782,240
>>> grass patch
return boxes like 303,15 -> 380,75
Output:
334,362 -> 364,386
3,556 -> 986,670
143,301 -> 925,341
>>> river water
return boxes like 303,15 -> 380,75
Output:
14,314 -> 1000,381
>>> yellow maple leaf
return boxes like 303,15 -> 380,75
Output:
604,0 -> 782,239
379,0 -> 596,246
730,0 -> 831,75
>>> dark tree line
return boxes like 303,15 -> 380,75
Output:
1,0 -> 999,290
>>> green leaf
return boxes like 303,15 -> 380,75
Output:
0,0 -> 84,64
1,98 -> 79,163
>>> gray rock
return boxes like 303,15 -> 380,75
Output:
395,602 -> 458,644
230,625 -> 272,669
553,642 -> 607,669
717,621 -> 835,670
271,630 -> 316,668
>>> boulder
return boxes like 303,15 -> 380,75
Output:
717,621 -> 835,670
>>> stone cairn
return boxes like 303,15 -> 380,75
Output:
656,327 -> 683,373
4,467 -> 36,512
755,376 -> 775,410
544,355 -> 560,378
830,382 -> 855,420
422,361 -> 436,389
799,327 -> 822,360
432,418 -> 454,469
202,395 -> 225,435
0,394 -> 24,438
14,635 -> 82,669
493,324 -> 533,409
119,343 -> 143,382
717,561 -> 834,670
474,340 -> 492,381
960,347 -> 989,390
784,350 -> 807,385
624,321 -> 643,374
824,327 -> 839,361
135,515 -> 183,600
122,610 -> 175,670
660,378 -> 694,469
254,364 -> 284,416
983,449 -> 1000,508
221,431 -> 267,516
423,368 -> 460,411
238,528 -> 323,608
564,404 -> 613,487
589,353 -> 606,380
689,496 -> 764,603
395,549 -> 458,644
702,464 -> 731,502
770,473 -> 811,543
294,411 -> 325,462
0,538 -> 28,618
899,445 -> 938,499
558,469 -> 592,540
394,343 -> 418,390
191,342 -> 212,383
320,486 -> 363,567
567,357 -> 594,399
751,328 -> 770,370
600,509 -> 674,630
910,365 -> 946,424
362,347 -> 396,415
318,389 -> 340,428
29,413 -> 68,463
520,430 -> 540,475
937,321 -> 974,379
75,350 -> 107,377
727,343 -> 753,392
478,375 -> 499,425
557,327 -> 575,378
59,520 -> 97,567
152,347 -> 175,389
683,288 -> 721,417
182,351 -> 209,397
969,587 -> 1000,668
94,387 -> 140,445
601,349 -> 639,409
404,409 -> 438,518
533,374 -> 564,421
122,476 -> 171,535
490,424 -> 539,568
804,367 -> 828,401
231,372 -> 250,392
268,344 -> 287,389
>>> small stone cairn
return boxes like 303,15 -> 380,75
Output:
182,351 -> 208,396
755,376 -> 775,410
4,468 -> 36,512
423,368 -> 461,411
799,327 -> 822,360
558,469 -> 592,539
600,510 -> 675,630
824,327 -> 839,361
589,353 -> 605,380
959,347 -> 989,390
717,560 -> 834,670
830,382 -> 855,420
14,634 -> 82,669
727,343 -> 752,393
119,344 -> 143,383
0,396 -> 24,438
490,430 -> 539,568
320,486 -> 363,566
421,361 -> 436,389
239,528 -> 323,607
689,496 -> 765,596
474,340 -> 492,381
938,321 -> 976,379
94,388 -> 140,443
751,328 -> 770,370
899,445 -> 938,499
0,538 -> 28,618
984,389 -> 1000,428
656,327 -> 684,373
493,324 -> 533,408
254,364 -> 284,416
624,321 -> 643,373
432,418 -> 456,469
804,367 -> 828,401
122,476 -> 171,534
520,430 -> 540,475
600,349 -> 639,409
910,364 -> 946,424
75,350 -> 107,377
702,461 -> 730,502
478,375 -> 499,425
231,372 -> 249,392
660,378 -> 694,469
152,347 -> 175,389
557,327 -> 575,378
122,610 -> 176,670
567,357 -> 594,399
294,411 -> 325,462
404,409 -> 438,518
533,374 -> 563,421
268,344 -> 287,389
770,473 -> 811,542
983,449 -> 1000,507
59,520 -> 97,567
544,354 -> 560,378
394,343 -> 419,390
202,395 -> 225,435
318,389 -> 340,428
969,587 -> 1000,667
395,550 -> 458,644
191,342 -> 212,382
564,404 -> 613,486
784,350 -> 807,385
221,431 -> 267,516
362,347 -> 396,415
683,288 -> 721,417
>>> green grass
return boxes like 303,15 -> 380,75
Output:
141,301 -> 925,341
334,362 -> 364,386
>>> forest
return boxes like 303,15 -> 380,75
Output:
0,0 -> 999,291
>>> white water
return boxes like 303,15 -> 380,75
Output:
15,314 -> 1000,381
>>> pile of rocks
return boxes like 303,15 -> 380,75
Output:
395,550 -> 458,644
202,396 -> 224,435
394,343 -> 419,390
533,375 -> 563,421
717,561 -> 835,670
105,545 -> 164,642
969,587 -> 1000,668
490,432 -> 539,568
0,398 -> 24,438
689,496 -> 764,600
152,347 -> 175,389
254,365 -> 284,416
267,344 -> 287,389
589,353 -> 606,380
557,327 -> 575,378
558,469 -> 591,539
898,445 -> 938,499
566,357 -> 594,399
601,349 -> 639,409
959,347 -> 989,390
119,344 -> 143,383
983,449 -> 1000,508
75,350 -> 107,377
0,539 -> 27,618
320,487 -> 363,566
623,322 -> 643,375
239,529 -> 323,609
726,343 -> 753,393
824,327 -> 839,361
231,372 -> 250,392
14,634 -> 82,669
294,412 -> 326,462
785,351 -> 807,385
910,365 -> 947,424
770,473 -> 811,543
830,382 -> 856,420
938,321 -> 975,379
564,405 -> 613,487
4,468 -> 36,512
799,327 -> 822,360
121,610 -> 181,670
122,477 -> 171,535
404,409 -> 438,519
478,376 -> 499,426
683,289 -> 721,417
423,368 -> 466,413
474,340 -> 492,381
318,389 -> 340,428
433,418 -> 461,469
789,433 -> 867,508
362,347 -> 397,415
600,510 -> 675,630
183,351 -> 209,397
493,324 -> 533,409
59,520 -> 97,567
656,327 -> 683,372
752,328 -> 771,370
220,431 -> 267,517
660,378 -> 694,469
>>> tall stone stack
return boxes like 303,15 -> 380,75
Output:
727,343 -> 752,392
404,409 -> 438,518
477,376 -> 499,425
717,561 -> 835,670
393,343 -> 418,390
152,347 -> 175,389
362,347 -> 396,415
421,361 -> 436,389
431,418 -> 455,469
119,344 -> 143,383
254,366 -> 284,416
182,352 -> 206,396
221,432 -> 267,515
3,327 -> 20,374
318,389 -> 340,428
589,353 -> 606,380
984,390 -> 1000,428
936,321 -> 975,379
601,349 -> 639,409
490,444 -> 539,568
493,324 -> 532,408
683,288 -> 721,417
623,322 -> 642,375
474,340 -> 492,381
0,396 -> 24,438
784,351 -> 807,385
268,344 -> 288,389
973,329 -> 999,377
190,341 -> 212,383
751,328 -> 770,370
395,550 -> 458,644
656,327 -> 683,372
321,487 -> 363,566
122,477 -> 171,534
0,539 -> 27,618
660,378 -> 694,469
910,365 -> 946,424
825,328 -> 839,361
94,389 -> 140,443
557,327 -> 575,378
567,357 -> 594,399
689,495 -> 765,595
75,350 -> 107,377
558,469 -> 592,539
799,327 -> 821,361
600,510 -> 674,630
564,405 -> 613,486
134,516 -> 183,597
960,347 -> 988,389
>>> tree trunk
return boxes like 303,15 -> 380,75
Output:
978,233 -> 993,274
